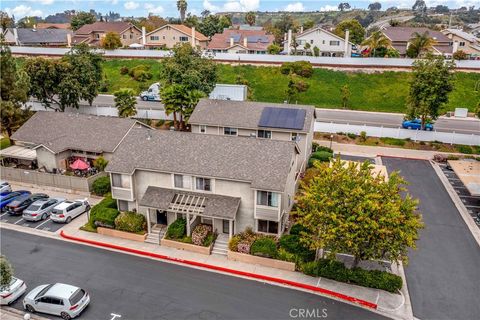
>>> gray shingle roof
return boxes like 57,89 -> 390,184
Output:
16,28 -> 72,44
12,112 -> 140,154
189,99 -> 315,133
106,128 -> 297,192
140,186 -> 241,219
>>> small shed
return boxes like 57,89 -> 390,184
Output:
209,84 -> 248,101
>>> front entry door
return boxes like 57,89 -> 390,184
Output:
156,210 -> 168,225
222,220 -> 229,234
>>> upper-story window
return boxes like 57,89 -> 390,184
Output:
150,36 -> 159,41
224,127 -> 237,136
258,130 -> 271,139
291,132 -> 298,141
130,34 -> 133,39
179,36 -> 189,42
95,34 -> 100,39
111,173 -> 131,188
195,177 -> 211,191
310,39 -> 314,44
257,191 -> 278,207
330,40 -> 340,46
122,34 -> 126,39
199,125 -> 206,133
174,174 -> 191,189
459,41 -> 466,46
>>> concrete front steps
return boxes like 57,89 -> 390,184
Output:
145,224 -> 166,244
212,234 -> 229,255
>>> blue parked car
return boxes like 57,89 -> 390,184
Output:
0,190 -> 31,212
402,119 -> 434,131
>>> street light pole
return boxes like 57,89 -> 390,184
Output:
329,134 -> 334,150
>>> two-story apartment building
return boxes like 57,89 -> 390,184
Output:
188,99 -> 316,172
73,22 -> 142,47
283,26 -> 353,57
106,128 -> 300,238
142,24 -> 208,49
9,112 -> 147,172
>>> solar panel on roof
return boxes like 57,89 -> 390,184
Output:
225,34 -> 241,43
247,36 -> 269,43
258,107 -> 306,131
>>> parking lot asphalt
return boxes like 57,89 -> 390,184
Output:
0,211 -> 66,232
338,154 -> 375,164
382,158 -> 480,320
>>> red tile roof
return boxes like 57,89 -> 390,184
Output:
171,24 -> 208,41
36,23 -> 70,30
75,22 -> 137,35
207,29 -> 274,51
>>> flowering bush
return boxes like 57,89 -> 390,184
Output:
192,224 -> 212,246
237,241 -> 252,254
228,227 -> 260,253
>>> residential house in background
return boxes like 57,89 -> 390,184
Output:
283,26 -> 353,57
207,29 -> 275,54
442,28 -> 480,58
142,24 -> 208,49
106,128 -> 299,238
380,27 -> 453,57
188,99 -> 316,172
7,112 -> 148,172
36,23 -> 70,30
73,22 -> 141,47
1,28 -> 72,47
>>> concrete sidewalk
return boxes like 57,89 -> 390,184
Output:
0,306 -> 48,320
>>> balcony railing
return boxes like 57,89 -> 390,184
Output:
255,206 -> 280,221
111,186 -> 134,201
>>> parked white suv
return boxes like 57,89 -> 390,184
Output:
50,199 -> 90,223
23,283 -> 90,320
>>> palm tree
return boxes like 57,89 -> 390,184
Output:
245,11 -> 256,26
114,88 -> 137,118
177,0 -> 188,23
407,31 -> 436,58
361,31 -> 391,57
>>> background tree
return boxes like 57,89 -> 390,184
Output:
452,50 -> 468,60
406,56 -> 455,129
341,84 -> 350,109
0,256 -> 14,290
101,32 -> 122,50
267,44 -> 281,54
412,0 -> 427,17
114,88 -> 137,118
136,14 -> 168,33
304,42 -> 311,55
0,43 -> 32,144
161,84 -> 203,130
361,31 -> 391,56
368,2 -> 382,11
285,75 -> 309,103
303,19 -> 314,30
406,31 -> 435,58
275,13 -> 298,34
313,46 -> 320,57
338,3 -> 351,11
159,43 -> 216,129
71,11 -> 96,31
25,44 -> 103,111
177,0 -> 188,23
0,11 -> 14,29
198,14 -> 232,37
295,159 -> 423,267
435,5 -> 450,13
334,19 -> 365,44
245,11 -> 256,26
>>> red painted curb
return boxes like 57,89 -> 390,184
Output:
378,154 -> 430,161
60,230 -> 377,310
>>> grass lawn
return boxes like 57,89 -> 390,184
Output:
0,137 -> 11,150
101,59 -> 480,113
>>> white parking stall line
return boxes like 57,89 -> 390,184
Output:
14,217 -> 25,225
35,218 -> 52,229
0,212 -> 8,218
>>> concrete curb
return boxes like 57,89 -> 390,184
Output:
377,154 -> 430,161
430,161 -> 480,247
59,230 -> 378,310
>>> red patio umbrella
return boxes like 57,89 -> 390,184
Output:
70,159 -> 90,170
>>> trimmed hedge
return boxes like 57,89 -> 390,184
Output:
114,211 -> 146,233
166,218 -> 186,240
89,195 -> 119,228
301,259 -> 403,293
279,234 -> 315,262
91,176 -> 111,196
250,237 -> 278,258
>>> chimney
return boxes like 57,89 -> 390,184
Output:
243,37 -> 247,47
300,26 -> 303,34
452,41 -> 459,53
230,37 -> 234,47
191,26 -> 196,47
142,26 -> 146,45
13,28 -> 19,46
287,29 -> 292,55
344,29 -> 350,58
67,33 -> 72,47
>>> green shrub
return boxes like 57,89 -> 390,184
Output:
228,227 -> 258,253
300,259 -> 403,293
347,133 -> 357,139
93,156 -> 109,171
279,234 -> 315,262
166,218 -> 186,239
289,223 -> 308,236
114,211 -> 146,233
359,131 -> 367,142
120,66 -> 129,75
315,146 -> 333,153
280,61 -> 313,78
89,195 -> 119,228
457,145 -> 473,154
0,138 -> 11,150
277,247 -> 296,262
203,233 -> 216,247
380,137 -> 406,146
91,176 -> 111,196
250,236 -> 278,258
309,151 -> 333,167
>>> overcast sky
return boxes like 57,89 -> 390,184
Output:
1,0 -> 477,19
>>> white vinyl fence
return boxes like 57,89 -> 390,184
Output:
315,122 -> 480,146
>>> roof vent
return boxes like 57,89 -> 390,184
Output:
146,131 -> 152,141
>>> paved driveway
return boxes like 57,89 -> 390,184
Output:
382,158 -> 480,320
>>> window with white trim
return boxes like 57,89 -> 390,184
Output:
459,41 -> 465,46
256,191 -> 278,207
199,125 -> 206,133
330,40 -> 340,46
291,132 -> 298,141
179,36 -> 189,42
257,130 -> 272,139
224,127 -> 237,135
258,219 -> 278,234
195,177 -> 211,191
150,36 -> 159,41
111,173 -> 131,188
174,174 -> 191,189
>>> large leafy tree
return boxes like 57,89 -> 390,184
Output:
25,44 -> 103,111
334,19 -> 365,44
198,14 -> 232,37
245,11 -> 256,26
0,256 -> 14,290
177,0 -> 188,23
0,42 -> 32,144
361,31 -> 391,56
368,2 -> 382,11
295,158 -> 423,267
160,43 -> 216,130
338,3 -> 351,11
114,88 -> 137,118
70,11 -> 96,31
406,31 -> 436,58
0,11 -> 14,29
101,32 -> 122,50
412,0 -> 427,17
136,14 -> 168,33
406,56 -> 455,129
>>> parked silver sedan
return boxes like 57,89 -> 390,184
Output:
22,198 -> 65,222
